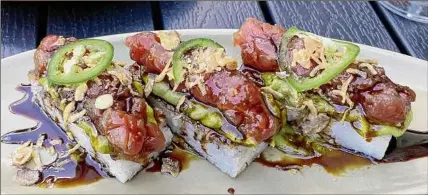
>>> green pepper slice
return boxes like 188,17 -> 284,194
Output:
47,39 -> 114,85
278,27 -> 360,92
172,38 -> 223,86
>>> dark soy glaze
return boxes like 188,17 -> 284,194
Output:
256,149 -> 373,176
38,155 -> 103,188
227,187 -> 235,195
257,135 -> 428,175
147,143 -> 199,173
381,144 -> 428,163
1,85 -> 107,188
381,132 -> 428,163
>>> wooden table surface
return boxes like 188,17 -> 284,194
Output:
1,1 -> 427,60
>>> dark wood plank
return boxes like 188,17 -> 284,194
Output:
47,2 -> 154,38
1,2 -> 40,58
375,2 -> 428,60
266,1 -> 400,52
159,1 -> 265,29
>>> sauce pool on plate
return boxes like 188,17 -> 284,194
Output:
1,85 -> 107,188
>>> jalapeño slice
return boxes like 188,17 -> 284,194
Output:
278,27 -> 360,92
47,39 -> 114,85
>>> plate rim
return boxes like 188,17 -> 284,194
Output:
2,29 -> 428,64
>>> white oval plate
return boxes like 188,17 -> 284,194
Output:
1,29 -> 427,194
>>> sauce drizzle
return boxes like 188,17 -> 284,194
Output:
256,148 -> 373,176
257,136 -> 428,175
227,187 -> 235,195
1,85 -> 107,188
147,141 -> 199,173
